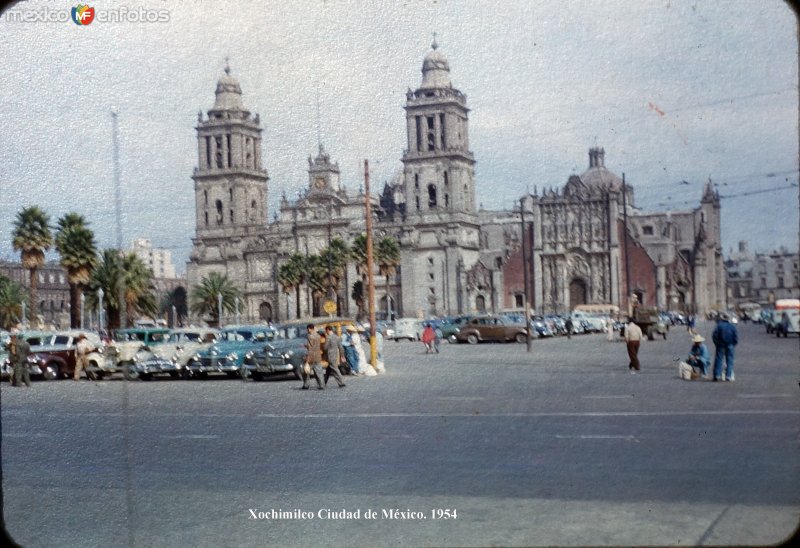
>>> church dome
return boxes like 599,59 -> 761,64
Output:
212,60 -> 245,111
420,37 -> 452,89
579,147 -> 623,191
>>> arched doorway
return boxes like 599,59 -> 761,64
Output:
475,295 -> 486,313
569,279 -> 587,310
258,302 -> 273,323
379,295 -> 396,321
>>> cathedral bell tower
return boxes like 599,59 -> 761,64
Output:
193,60 -> 269,237
401,38 -> 476,218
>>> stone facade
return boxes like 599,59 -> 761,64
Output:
726,241 -> 799,307
187,44 -> 726,321
0,261 -> 70,327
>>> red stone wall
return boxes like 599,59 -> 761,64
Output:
619,219 -> 657,310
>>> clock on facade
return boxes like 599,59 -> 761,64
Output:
314,177 -> 326,189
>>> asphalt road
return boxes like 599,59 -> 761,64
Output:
1,321 -> 798,547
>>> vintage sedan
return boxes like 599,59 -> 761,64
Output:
133,327 -> 219,380
24,331 -> 107,380
104,327 -> 171,379
242,338 -> 306,381
186,325 -> 277,378
439,315 -> 474,343
454,316 -> 528,344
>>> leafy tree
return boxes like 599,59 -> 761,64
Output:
160,286 -> 188,326
375,236 -> 401,319
190,272 -> 241,326
0,275 -> 25,329
12,206 -> 52,323
85,250 -> 157,330
350,234 -> 369,279
319,237 -> 350,314
54,213 -> 98,328
277,254 -> 307,319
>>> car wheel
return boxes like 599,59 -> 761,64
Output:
447,335 -> 457,344
515,333 -> 527,344
43,363 -> 60,381
467,334 -> 479,345
139,373 -> 153,381
122,362 -> 138,381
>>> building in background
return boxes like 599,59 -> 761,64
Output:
0,261 -> 70,327
131,238 -> 177,278
726,241 -> 799,308
187,42 -> 726,322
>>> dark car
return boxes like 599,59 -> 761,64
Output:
25,331 -> 106,380
454,316 -> 528,344
242,338 -> 306,381
187,325 -> 277,378
439,315 -> 474,342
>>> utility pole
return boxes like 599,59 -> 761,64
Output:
112,110 -> 126,330
364,160 -> 377,367
622,173 -> 631,316
520,196 -> 532,352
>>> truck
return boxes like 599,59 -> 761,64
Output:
773,299 -> 800,338
631,306 -> 668,340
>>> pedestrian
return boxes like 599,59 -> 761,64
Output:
687,314 -> 696,335
354,327 -> 374,375
680,334 -> 710,379
342,325 -> 361,375
624,318 -> 643,373
322,325 -> 346,388
8,329 -> 32,388
300,324 -> 325,390
421,323 -> 435,353
433,326 -> 441,353
73,333 -> 94,381
712,312 -> 738,382
606,318 -> 615,342
564,317 -> 573,339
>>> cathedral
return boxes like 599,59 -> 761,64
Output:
186,41 -> 725,322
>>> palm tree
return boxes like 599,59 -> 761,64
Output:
12,206 -> 52,324
0,275 -> 25,329
190,272 -> 241,326
349,234 -> 370,320
160,287 -> 188,326
305,254 -> 329,316
86,250 -> 157,330
277,254 -> 307,319
319,237 -> 350,314
54,213 -> 98,328
376,236 -> 401,320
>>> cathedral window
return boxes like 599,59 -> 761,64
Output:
204,190 -> 208,206
204,211 -> 208,226
415,196 -> 420,211
226,134 -> 232,167
443,171 -> 449,187
415,116 -> 423,152
426,116 -> 435,151
414,174 -> 419,190
251,200 -> 257,222
205,136 -> 211,168
229,208 -> 234,223
444,194 -> 449,208
230,188 -> 234,201
429,273 -> 434,281
643,225 -> 654,236
440,114 -> 446,149
515,294 -> 523,308
428,256 -> 434,266
215,136 -> 223,168
428,184 -> 437,208
216,200 -> 223,225
246,152 -> 252,168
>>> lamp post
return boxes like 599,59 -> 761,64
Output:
97,288 -> 104,334
172,305 -> 177,328
80,293 -> 85,330
520,197 -> 532,352
235,296 -> 240,325
217,292 -> 223,328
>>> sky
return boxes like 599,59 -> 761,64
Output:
0,0 -> 798,275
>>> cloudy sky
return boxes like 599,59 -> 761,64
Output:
0,0 -> 797,274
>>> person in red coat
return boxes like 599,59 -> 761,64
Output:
421,323 -> 436,353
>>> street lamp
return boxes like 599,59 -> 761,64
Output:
520,197 -> 532,352
235,296 -> 240,325
80,293 -> 85,329
97,288 -> 104,334
217,292 -> 223,328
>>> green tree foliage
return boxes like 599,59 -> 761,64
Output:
12,206 -> 52,321
190,272 -> 241,326
277,254 -> 307,319
54,213 -> 98,328
0,275 -> 25,329
85,250 -> 157,330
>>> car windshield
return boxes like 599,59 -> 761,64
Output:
168,332 -> 202,343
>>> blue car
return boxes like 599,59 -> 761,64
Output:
186,325 -> 277,379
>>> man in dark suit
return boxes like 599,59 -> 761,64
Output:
300,324 -> 325,390
323,325 -> 346,388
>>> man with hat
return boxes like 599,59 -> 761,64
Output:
8,328 -> 31,387
686,333 -> 710,377
73,333 -> 94,381
341,325 -> 361,376
300,324 -> 325,390
712,312 -> 738,381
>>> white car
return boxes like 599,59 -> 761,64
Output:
390,318 -> 423,341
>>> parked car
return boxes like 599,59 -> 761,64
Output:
773,299 -> 800,338
106,327 -> 172,379
25,330 -> 107,380
455,315 -> 529,344
2,330 -> 53,380
390,318 -> 424,341
439,315 -> 474,342
631,307 -> 668,340
133,327 -> 219,380
530,315 -> 553,337
187,325 -> 277,378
